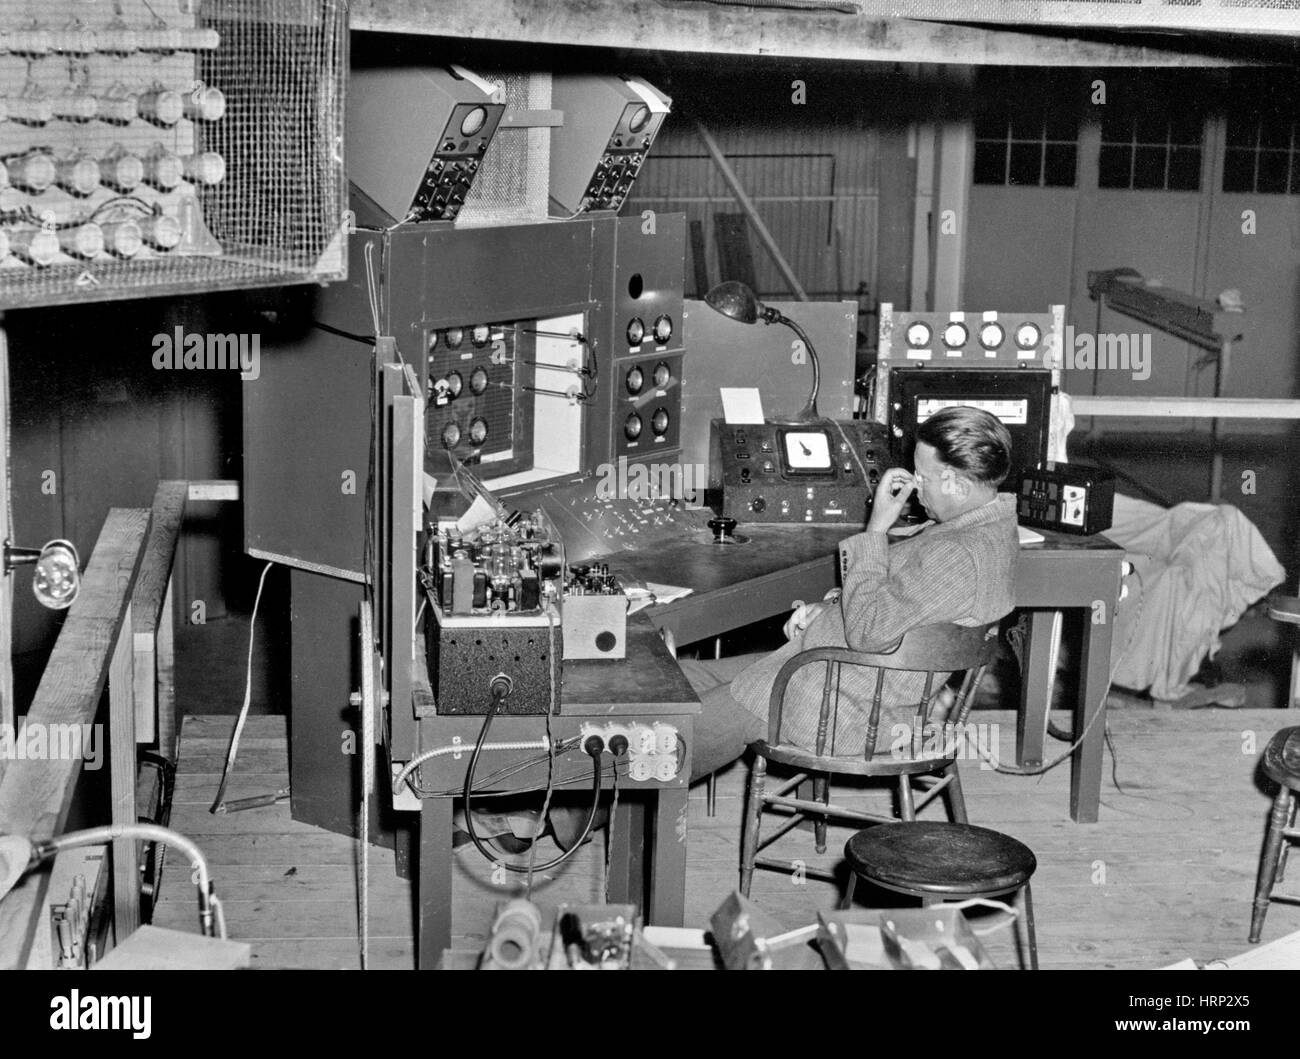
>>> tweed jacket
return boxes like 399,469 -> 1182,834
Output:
728,493 -> 1020,755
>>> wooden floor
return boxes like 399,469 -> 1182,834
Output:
153,709 -> 1300,970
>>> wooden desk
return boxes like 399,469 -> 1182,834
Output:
408,615 -> 700,967
597,524 -> 1124,823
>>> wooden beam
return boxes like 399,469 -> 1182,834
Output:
109,604 -> 138,942
0,319 -> 9,736
0,507 -> 150,970
1070,396 -> 1300,419
349,0 -> 1254,66
881,1 -> 1300,38
186,480 -> 239,502
132,482 -> 187,746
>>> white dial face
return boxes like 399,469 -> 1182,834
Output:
1015,323 -> 1041,349
783,431 -> 831,470
905,322 -> 931,348
942,322 -> 968,348
979,322 -> 1005,349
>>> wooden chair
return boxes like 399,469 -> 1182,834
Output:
1249,726 -> 1300,944
739,621 -> 1000,896
842,821 -> 1039,970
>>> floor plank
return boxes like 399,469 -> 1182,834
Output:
152,711 -> 1300,970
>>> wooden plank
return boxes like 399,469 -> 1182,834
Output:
1071,395 -> 1300,419
133,482 -> 187,638
348,0 -> 1251,65
713,213 -> 759,292
131,480 -> 186,747
186,480 -> 240,502
688,219 -> 709,299
0,507 -> 150,969
110,603 -> 139,943
152,708 -> 1300,969
0,319 -> 10,736
155,576 -> 177,757
92,926 -> 250,970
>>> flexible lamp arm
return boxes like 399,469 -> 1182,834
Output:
763,310 -> 821,423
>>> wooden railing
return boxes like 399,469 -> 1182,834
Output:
0,479 -> 238,969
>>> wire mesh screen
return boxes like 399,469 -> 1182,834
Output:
457,71 -> 550,228
0,0 -> 346,309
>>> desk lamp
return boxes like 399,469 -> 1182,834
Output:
703,280 -> 821,423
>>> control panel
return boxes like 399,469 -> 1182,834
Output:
707,418 -> 893,524
527,474 -> 714,562
1016,462 -> 1115,536
579,721 -> 681,783
616,352 -> 684,456
550,74 -> 670,216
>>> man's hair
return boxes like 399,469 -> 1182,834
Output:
915,406 -> 1012,487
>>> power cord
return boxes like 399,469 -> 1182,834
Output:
462,676 -> 603,875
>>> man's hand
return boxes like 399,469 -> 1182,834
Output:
866,467 -> 916,533
784,599 -> 831,640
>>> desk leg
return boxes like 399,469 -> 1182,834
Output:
1072,610 -> 1115,824
646,787 -> 688,927
418,797 -> 453,969
1017,611 -> 1056,768
605,797 -> 641,904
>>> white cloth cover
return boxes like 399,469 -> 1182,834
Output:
1105,494 -> 1285,700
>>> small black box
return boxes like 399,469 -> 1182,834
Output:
1015,462 -> 1115,536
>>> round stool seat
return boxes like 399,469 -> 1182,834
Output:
845,821 -> 1036,897
1262,727 -> 1300,791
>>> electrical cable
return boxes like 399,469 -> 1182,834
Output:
967,564 -> 1146,777
526,609 -> 560,894
39,823 -> 224,939
209,561 -> 274,814
462,691 -> 603,874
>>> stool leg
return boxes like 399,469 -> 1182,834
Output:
897,774 -> 916,821
740,755 -> 768,897
1276,794 -> 1297,883
1250,786 -> 1293,943
840,871 -> 856,910
813,774 -> 829,854
1017,883 -> 1039,971
943,761 -> 968,824
706,774 -> 717,818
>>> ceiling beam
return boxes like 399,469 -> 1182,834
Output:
349,0 -> 1260,66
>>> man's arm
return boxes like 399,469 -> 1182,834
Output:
837,531 -> 977,651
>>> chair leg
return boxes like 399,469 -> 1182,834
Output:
1249,786 -> 1292,944
812,774 -> 829,854
706,773 -> 717,818
1017,883 -> 1039,971
739,755 -> 768,898
897,774 -> 916,821
943,761 -> 968,824
1276,795 -> 1297,883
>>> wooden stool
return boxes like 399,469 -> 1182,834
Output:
1249,726 -> 1300,944
843,821 -> 1039,970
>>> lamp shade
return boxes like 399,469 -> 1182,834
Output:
704,280 -> 762,325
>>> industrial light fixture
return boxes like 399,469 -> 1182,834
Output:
3,539 -> 81,610
703,280 -> 821,423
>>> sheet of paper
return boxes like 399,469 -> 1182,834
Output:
456,494 -> 497,534
422,473 -> 438,509
1017,524 -> 1046,545
720,387 -> 765,425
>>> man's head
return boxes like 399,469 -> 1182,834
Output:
911,406 -> 1012,522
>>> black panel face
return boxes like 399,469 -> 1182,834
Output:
615,352 -> 684,458
424,322 -> 535,477
888,369 -> 1053,491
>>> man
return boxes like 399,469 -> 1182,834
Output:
679,405 -> 1020,780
